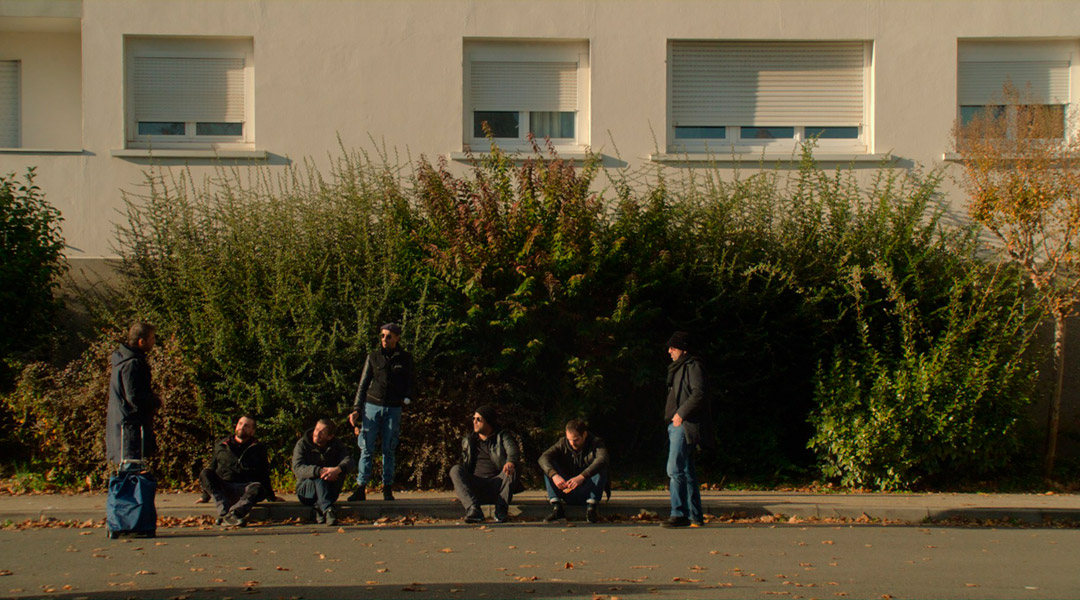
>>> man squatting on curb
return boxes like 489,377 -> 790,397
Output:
292,419 -> 354,526
348,322 -> 416,502
449,405 -> 524,523
199,414 -> 279,527
539,418 -> 610,523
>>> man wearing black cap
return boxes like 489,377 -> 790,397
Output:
663,331 -> 712,527
449,405 -> 524,523
347,322 -> 416,502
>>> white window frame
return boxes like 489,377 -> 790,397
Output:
667,40 -> 872,155
0,59 -> 20,148
125,36 -> 254,149
463,39 -> 590,152
957,39 -> 1078,141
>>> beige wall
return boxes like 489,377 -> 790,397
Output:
1,0 -> 1079,259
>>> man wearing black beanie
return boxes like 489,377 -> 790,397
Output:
448,405 -> 524,523
662,331 -> 712,527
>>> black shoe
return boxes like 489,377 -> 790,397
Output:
662,516 -> 692,528
544,504 -> 565,523
586,505 -> 600,524
464,508 -> 484,524
382,487 -> 395,501
223,512 -> 246,527
215,516 -> 225,526
324,507 -> 337,527
347,488 -> 366,502
313,507 -> 326,524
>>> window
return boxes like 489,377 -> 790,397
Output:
958,40 -> 1076,140
668,41 -> 870,153
0,60 -> 19,148
464,40 -> 589,151
125,37 -> 253,148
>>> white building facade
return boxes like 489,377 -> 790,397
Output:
1,0 -> 1079,265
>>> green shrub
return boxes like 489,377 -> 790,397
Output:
809,260 -> 1041,490
2,331 -> 210,488
0,168 -> 66,375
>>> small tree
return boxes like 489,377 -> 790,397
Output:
954,85 -> 1080,478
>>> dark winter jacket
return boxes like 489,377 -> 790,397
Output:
538,433 -> 610,480
291,429 -> 354,481
105,344 -> 160,463
211,435 -> 274,497
460,429 -> 525,493
664,354 -> 714,447
353,347 -> 417,409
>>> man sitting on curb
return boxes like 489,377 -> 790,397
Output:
200,414 -> 277,527
539,418 -> 610,523
292,419 -> 354,526
449,405 -> 523,524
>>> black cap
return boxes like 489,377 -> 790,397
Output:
666,331 -> 693,352
380,322 -> 403,336
474,404 -> 499,429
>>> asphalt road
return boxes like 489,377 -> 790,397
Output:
1,521 -> 1078,599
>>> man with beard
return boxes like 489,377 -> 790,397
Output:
449,405 -> 523,523
293,419 -> 353,526
199,414 -> 277,527
662,331 -> 712,528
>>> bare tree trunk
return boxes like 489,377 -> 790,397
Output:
1045,310 -> 1066,479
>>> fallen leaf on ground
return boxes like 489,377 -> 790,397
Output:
377,568 -> 389,573
134,570 -> 155,575
0,571 -> 11,577
564,562 -> 575,569
440,548 -> 453,553
237,567 -> 253,571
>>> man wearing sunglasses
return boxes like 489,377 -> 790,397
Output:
449,405 -> 524,523
347,322 -> 416,502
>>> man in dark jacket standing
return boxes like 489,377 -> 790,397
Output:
200,414 -> 276,527
293,419 -> 353,526
663,331 -> 712,528
106,322 -> 160,466
449,405 -> 523,524
538,418 -> 609,523
347,322 -> 416,502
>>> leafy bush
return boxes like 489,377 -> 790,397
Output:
3,331 -> 210,488
3,141 -> 1036,491
0,169 -> 66,373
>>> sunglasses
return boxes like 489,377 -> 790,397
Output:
472,416 -> 484,422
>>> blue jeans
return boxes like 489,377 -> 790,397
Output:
357,404 -> 401,487
297,477 -> 343,512
543,471 -> 607,505
667,422 -> 703,522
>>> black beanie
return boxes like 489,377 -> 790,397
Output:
666,331 -> 693,352
474,404 -> 499,429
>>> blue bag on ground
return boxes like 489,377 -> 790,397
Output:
106,467 -> 157,538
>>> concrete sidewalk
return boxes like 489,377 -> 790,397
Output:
3,490 -> 1079,525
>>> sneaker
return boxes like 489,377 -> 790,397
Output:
463,507 -> 484,524
347,488 -> 366,502
223,512 -> 246,527
586,505 -> 600,524
494,512 -> 509,523
662,516 -> 691,528
690,519 -> 705,528
324,507 -> 337,527
313,507 -> 326,524
382,487 -> 395,501
544,503 -> 566,523
215,516 -> 225,526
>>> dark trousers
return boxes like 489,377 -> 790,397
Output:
449,464 -> 516,516
296,477 -> 344,512
543,470 -> 608,505
199,469 -> 264,518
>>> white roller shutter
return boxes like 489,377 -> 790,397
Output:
958,60 -> 1070,105
671,41 -> 866,127
471,61 -> 577,112
0,60 -> 19,147
133,56 -> 245,123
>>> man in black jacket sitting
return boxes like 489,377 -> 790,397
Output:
538,419 -> 610,523
200,414 -> 276,527
292,419 -> 354,526
449,405 -> 523,524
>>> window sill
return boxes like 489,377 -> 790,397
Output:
111,148 -> 268,159
651,152 -> 892,164
0,148 -> 85,155
449,150 -> 591,163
